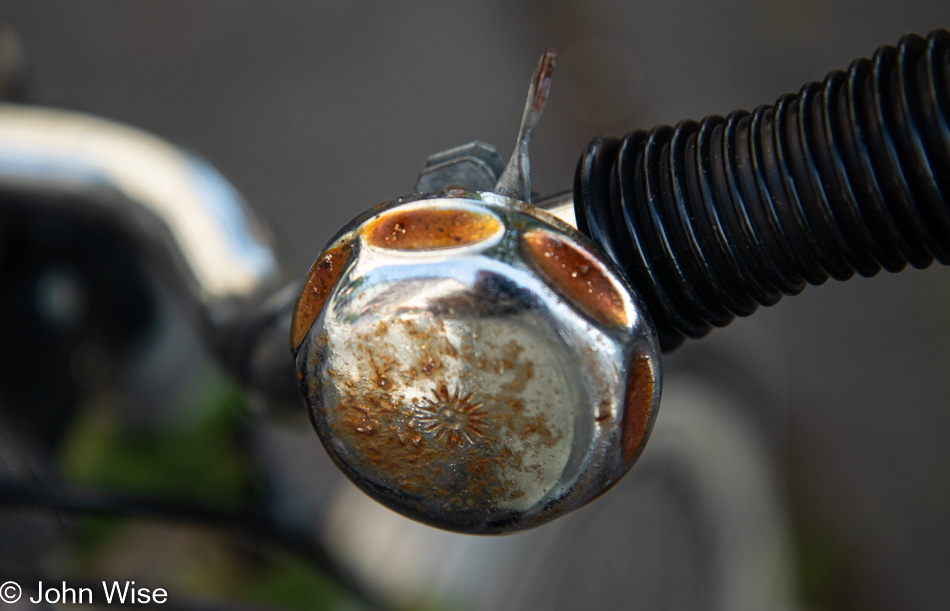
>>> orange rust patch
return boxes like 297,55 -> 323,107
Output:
364,207 -> 501,250
319,316 -> 563,511
621,354 -> 655,464
291,241 -> 352,352
522,230 -> 628,327
330,382 -> 513,503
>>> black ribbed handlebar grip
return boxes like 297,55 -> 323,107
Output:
574,30 -> 950,352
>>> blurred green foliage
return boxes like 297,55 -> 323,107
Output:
56,368 -> 346,610
60,371 -> 249,504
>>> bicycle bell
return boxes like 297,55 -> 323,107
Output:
291,50 -> 661,534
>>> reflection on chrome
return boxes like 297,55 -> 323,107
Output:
0,103 -> 280,331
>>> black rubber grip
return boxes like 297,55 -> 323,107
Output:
574,30 -> 950,352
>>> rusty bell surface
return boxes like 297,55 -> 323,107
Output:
291,190 -> 661,534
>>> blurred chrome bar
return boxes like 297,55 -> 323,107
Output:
0,104 -> 284,373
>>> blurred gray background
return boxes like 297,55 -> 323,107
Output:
1,1 -> 949,609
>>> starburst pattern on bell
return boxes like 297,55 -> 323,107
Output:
411,384 -> 486,446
